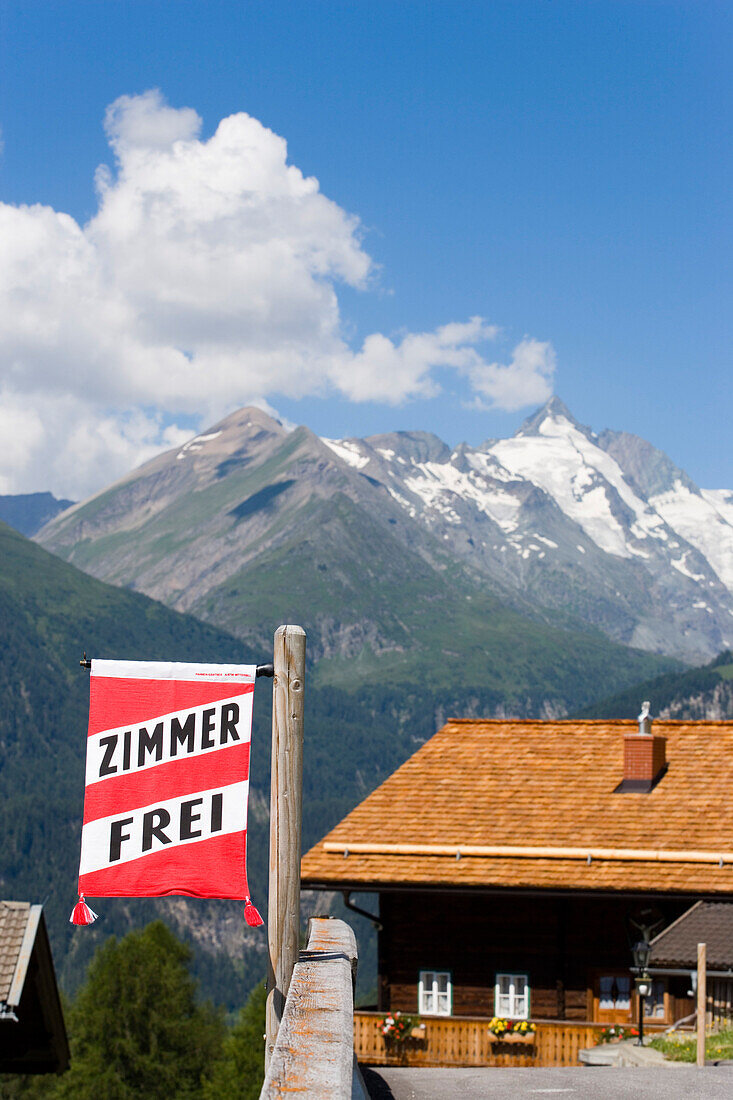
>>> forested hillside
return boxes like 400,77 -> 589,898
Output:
573,651 -> 733,720
0,521 -> 271,1008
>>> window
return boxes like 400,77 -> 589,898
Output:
599,975 -> 630,1011
495,973 -> 529,1018
643,980 -> 666,1019
418,970 -> 452,1016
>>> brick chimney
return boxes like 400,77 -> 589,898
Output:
616,702 -> 667,793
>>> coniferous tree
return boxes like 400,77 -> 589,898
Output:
53,921 -> 225,1100
202,979 -> 266,1100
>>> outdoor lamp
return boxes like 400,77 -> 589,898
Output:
635,974 -> 652,998
631,938 -> 652,1046
632,939 -> 652,972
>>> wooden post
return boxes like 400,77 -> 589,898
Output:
265,625 -> 306,1071
697,941 -> 706,1067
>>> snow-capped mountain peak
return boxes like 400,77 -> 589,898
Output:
322,398 -> 733,661
514,395 -> 592,440
38,399 -> 733,665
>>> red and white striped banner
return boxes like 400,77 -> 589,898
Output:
73,660 -> 261,919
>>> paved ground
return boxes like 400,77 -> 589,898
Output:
361,1065 -> 733,1099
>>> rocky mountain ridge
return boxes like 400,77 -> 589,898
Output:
0,491 -> 74,536
321,397 -> 733,660
36,397 -> 731,672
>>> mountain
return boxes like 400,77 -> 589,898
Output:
319,396 -> 733,662
34,406 -> 674,713
37,399 -> 732,666
0,520 -> 271,1008
0,491 -> 74,536
573,651 -> 733,720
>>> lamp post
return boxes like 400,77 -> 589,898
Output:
632,938 -> 652,1046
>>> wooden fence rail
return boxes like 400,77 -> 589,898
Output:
355,1012 -> 599,1068
262,919 -> 363,1098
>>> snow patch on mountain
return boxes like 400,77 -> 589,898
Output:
176,430 -> 222,459
464,451 -> 517,484
650,483 -> 733,591
487,412 -> 666,560
402,461 -> 521,533
322,438 -> 370,470
315,399 -> 733,659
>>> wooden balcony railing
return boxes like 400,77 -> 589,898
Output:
355,1012 -> 600,1068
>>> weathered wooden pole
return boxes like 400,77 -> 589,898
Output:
265,625 -> 306,1071
697,941 -> 707,1067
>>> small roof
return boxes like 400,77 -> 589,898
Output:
651,901 -> 733,969
0,901 -> 32,1006
302,719 -> 733,895
0,901 -> 69,1074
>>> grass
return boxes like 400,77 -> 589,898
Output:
649,1027 -> 733,1062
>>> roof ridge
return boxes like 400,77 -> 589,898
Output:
443,718 -> 733,726
651,899 -> 704,946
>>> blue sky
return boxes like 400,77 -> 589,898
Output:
0,0 -> 730,496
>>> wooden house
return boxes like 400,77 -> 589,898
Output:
0,901 -> 69,1074
301,712 -> 733,1065
650,900 -> 733,1027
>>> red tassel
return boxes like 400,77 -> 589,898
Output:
244,896 -> 264,927
70,894 -> 98,926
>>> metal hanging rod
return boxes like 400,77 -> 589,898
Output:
79,653 -> 274,677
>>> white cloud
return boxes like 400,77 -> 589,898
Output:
0,389 -> 191,499
331,318 -> 501,403
0,90 -> 556,497
103,89 -> 202,154
466,338 -> 556,412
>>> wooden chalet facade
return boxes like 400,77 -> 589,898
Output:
301,713 -> 733,1063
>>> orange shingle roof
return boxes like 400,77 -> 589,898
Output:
301,720 -> 733,894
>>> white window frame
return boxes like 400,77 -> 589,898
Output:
494,973 -> 530,1019
418,970 -> 452,1016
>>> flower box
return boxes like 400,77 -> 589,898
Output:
379,1011 -> 423,1047
488,1031 -> 536,1045
595,1025 -> 639,1045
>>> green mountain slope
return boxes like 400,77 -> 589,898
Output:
573,651 -> 733,720
201,490 -> 677,705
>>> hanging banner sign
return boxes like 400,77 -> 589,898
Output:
71,660 -> 263,926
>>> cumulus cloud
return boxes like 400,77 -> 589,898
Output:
0,89 -> 555,496
329,318 -> 500,403
466,338 -> 556,412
